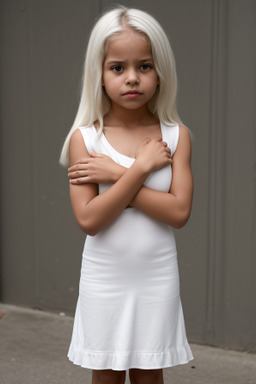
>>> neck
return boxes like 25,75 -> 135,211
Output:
104,104 -> 158,129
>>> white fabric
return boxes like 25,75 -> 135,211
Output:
68,122 -> 193,370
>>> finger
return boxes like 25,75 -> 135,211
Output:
90,152 -> 106,158
68,170 -> 88,179
68,162 -> 88,172
69,176 -> 89,184
68,161 -> 92,172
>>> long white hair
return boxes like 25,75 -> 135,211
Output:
59,6 -> 181,166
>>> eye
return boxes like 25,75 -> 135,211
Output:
139,64 -> 152,71
111,65 -> 123,73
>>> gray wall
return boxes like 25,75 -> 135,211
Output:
0,0 -> 255,351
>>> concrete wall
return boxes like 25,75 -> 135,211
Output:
0,0 -> 255,351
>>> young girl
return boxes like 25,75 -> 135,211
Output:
60,6 -> 193,384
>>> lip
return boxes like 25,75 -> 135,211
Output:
122,91 -> 142,98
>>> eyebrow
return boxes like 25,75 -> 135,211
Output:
106,58 -> 153,65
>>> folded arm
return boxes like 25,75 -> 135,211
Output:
68,129 -> 172,236
68,125 -> 193,229
130,125 -> 193,228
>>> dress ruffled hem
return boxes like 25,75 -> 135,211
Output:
67,341 -> 194,371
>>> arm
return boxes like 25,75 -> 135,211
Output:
69,126 -> 193,229
130,125 -> 193,228
68,152 -> 126,184
69,129 -> 172,236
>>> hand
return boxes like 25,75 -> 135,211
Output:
135,137 -> 172,173
68,153 -> 125,184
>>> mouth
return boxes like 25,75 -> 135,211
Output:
122,91 -> 142,98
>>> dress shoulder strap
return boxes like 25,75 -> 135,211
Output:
79,126 -> 100,155
161,123 -> 180,157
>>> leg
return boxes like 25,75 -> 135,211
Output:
92,369 -> 126,384
129,369 -> 136,384
129,368 -> 164,384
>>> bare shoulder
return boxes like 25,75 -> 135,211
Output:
70,128 -> 83,147
174,124 -> 192,162
179,124 -> 191,143
69,128 -> 89,166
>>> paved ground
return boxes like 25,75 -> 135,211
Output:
0,303 -> 255,384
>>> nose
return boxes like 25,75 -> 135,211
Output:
125,68 -> 139,85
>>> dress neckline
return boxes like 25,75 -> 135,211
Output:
92,122 -> 164,161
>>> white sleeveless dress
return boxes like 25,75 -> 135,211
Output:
68,122 -> 193,370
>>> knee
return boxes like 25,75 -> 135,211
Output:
92,369 -> 126,384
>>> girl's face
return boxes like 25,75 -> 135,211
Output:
102,29 -> 159,112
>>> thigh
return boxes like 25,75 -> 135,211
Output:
129,368 -> 164,384
92,369 -> 126,384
